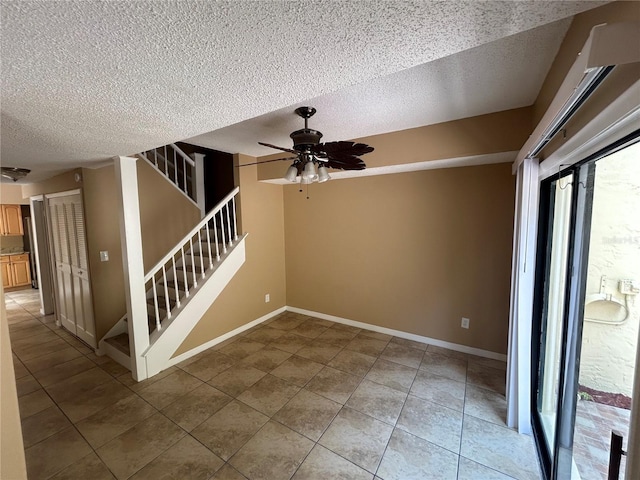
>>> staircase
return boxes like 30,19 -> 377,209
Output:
137,143 -> 205,215
99,172 -> 245,378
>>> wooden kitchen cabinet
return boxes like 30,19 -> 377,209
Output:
1,254 -> 31,287
1,204 -> 24,236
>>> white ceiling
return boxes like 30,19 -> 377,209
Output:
1,1 -> 607,183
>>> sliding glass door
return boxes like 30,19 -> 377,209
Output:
532,134 -> 640,480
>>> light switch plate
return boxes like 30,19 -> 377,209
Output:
100,251 -> 109,262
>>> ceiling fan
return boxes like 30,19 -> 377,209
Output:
244,106 -> 374,184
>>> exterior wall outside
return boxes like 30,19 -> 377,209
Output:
0,184 -> 28,204
175,154 -> 287,355
579,143 -> 640,397
284,162 -> 515,355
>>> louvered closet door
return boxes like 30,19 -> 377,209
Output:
48,193 -> 96,347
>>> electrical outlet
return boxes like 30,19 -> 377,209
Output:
461,317 -> 470,329
265,293 -> 270,303
619,279 -> 639,295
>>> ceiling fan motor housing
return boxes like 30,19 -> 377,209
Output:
290,128 -> 323,152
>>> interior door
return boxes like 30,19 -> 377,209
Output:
47,193 -> 96,348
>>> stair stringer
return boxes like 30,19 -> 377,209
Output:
142,235 -> 246,377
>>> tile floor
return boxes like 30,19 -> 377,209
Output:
6,288 -> 542,480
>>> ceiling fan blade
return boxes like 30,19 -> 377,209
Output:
326,159 -> 366,170
237,156 -> 297,167
258,142 -> 297,154
311,141 -> 374,159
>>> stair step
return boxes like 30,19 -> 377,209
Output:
105,333 -> 130,356
177,264 -> 204,273
147,295 -> 178,310
166,278 -> 194,290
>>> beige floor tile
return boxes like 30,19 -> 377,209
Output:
460,415 -> 540,480
319,407 -> 393,473
390,336 -> 429,351
244,326 -> 285,343
273,389 -> 341,441
268,332 -> 310,354
267,316 -> 305,331
464,384 -> 507,426
330,323 -> 362,334
210,463 -> 248,479
365,358 -> 417,393
57,379 -> 135,423
467,355 -> 508,372
305,366 -> 362,404
49,452 -> 116,480
192,400 -> 269,461
328,350 -> 377,377
8,324 -> 53,342
208,364 -> 267,397
345,379 -> 407,425
75,395 -> 157,448
15,336 -> 72,361
11,329 -> 61,349
162,383 -> 232,431
12,357 -> 30,379
98,358 -> 131,377
240,345 -> 292,372
124,366 -> 179,393
130,435 -> 224,480
397,395 -> 463,453
292,444 -> 373,480
345,336 -> 388,357
18,388 -> 55,419
21,405 -> 71,448
290,321 -> 329,339
21,346 -> 84,373
305,317 -> 335,328
237,374 -> 300,416
32,356 -> 96,387
457,456 -> 516,480
16,374 -> 42,397
270,355 -> 324,387
180,350 -> 236,381
358,330 -> 393,342
217,337 -> 266,360
96,413 -> 186,480
316,327 -> 358,344
296,342 -> 342,364
420,350 -> 468,382
45,367 -> 113,404
410,370 -> 466,411
380,342 -> 424,369
137,369 -> 203,409
467,362 -> 506,395
25,426 -> 93,480
230,421 -> 314,480
377,428 -> 458,480
427,345 -> 468,360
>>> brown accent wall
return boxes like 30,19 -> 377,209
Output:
285,163 -> 515,354
137,159 -> 202,271
82,165 -> 126,339
533,1 -> 640,126
257,107 -> 532,181
174,154 -> 286,355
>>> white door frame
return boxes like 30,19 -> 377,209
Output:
28,195 -> 55,316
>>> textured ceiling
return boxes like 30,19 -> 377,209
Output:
1,1 -> 607,182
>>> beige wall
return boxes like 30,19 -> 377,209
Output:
21,169 -> 82,198
285,163 -> 515,354
0,184 -> 28,204
137,160 -> 202,271
257,107 -> 532,181
175,154 -> 287,355
82,166 -> 126,339
0,284 -> 27,479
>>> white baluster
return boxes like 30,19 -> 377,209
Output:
173,147 -> 178,186
164,145 -> 169,180
205,221 -> 213,268
181,246 -> 189,298
213,216 -> 220,260
189,238 -> 197,287
225,204 -> 232,247
151,278 -> 160,332
183,157 -> 188,195
162,265 -> 170,321
197,230 -> 205,279
232,196 -> 238,241
219,211 -> 227,254
172,256 -> 180,308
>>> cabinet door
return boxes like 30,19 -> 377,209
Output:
1,262 -> 12,287
2,205 -> 24,235
11,261 -> 31,286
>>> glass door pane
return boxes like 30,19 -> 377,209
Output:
536,173 -> 574,459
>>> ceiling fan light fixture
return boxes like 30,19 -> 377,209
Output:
284,165 -> 298,182
302,161 -> 317,180
317,165 -> 330,183
1,167 -> 31,182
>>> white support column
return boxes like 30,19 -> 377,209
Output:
194,153 -> 206,218
506,157 -> 539,434
114,156 -> 149,381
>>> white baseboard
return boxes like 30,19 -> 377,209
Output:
166,305 -> 287,367
287,306 -> 507,362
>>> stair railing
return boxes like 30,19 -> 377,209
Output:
144,187 -> 240,334
138,143 -> 197,204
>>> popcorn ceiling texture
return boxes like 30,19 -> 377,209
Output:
1,1 -> 606,180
